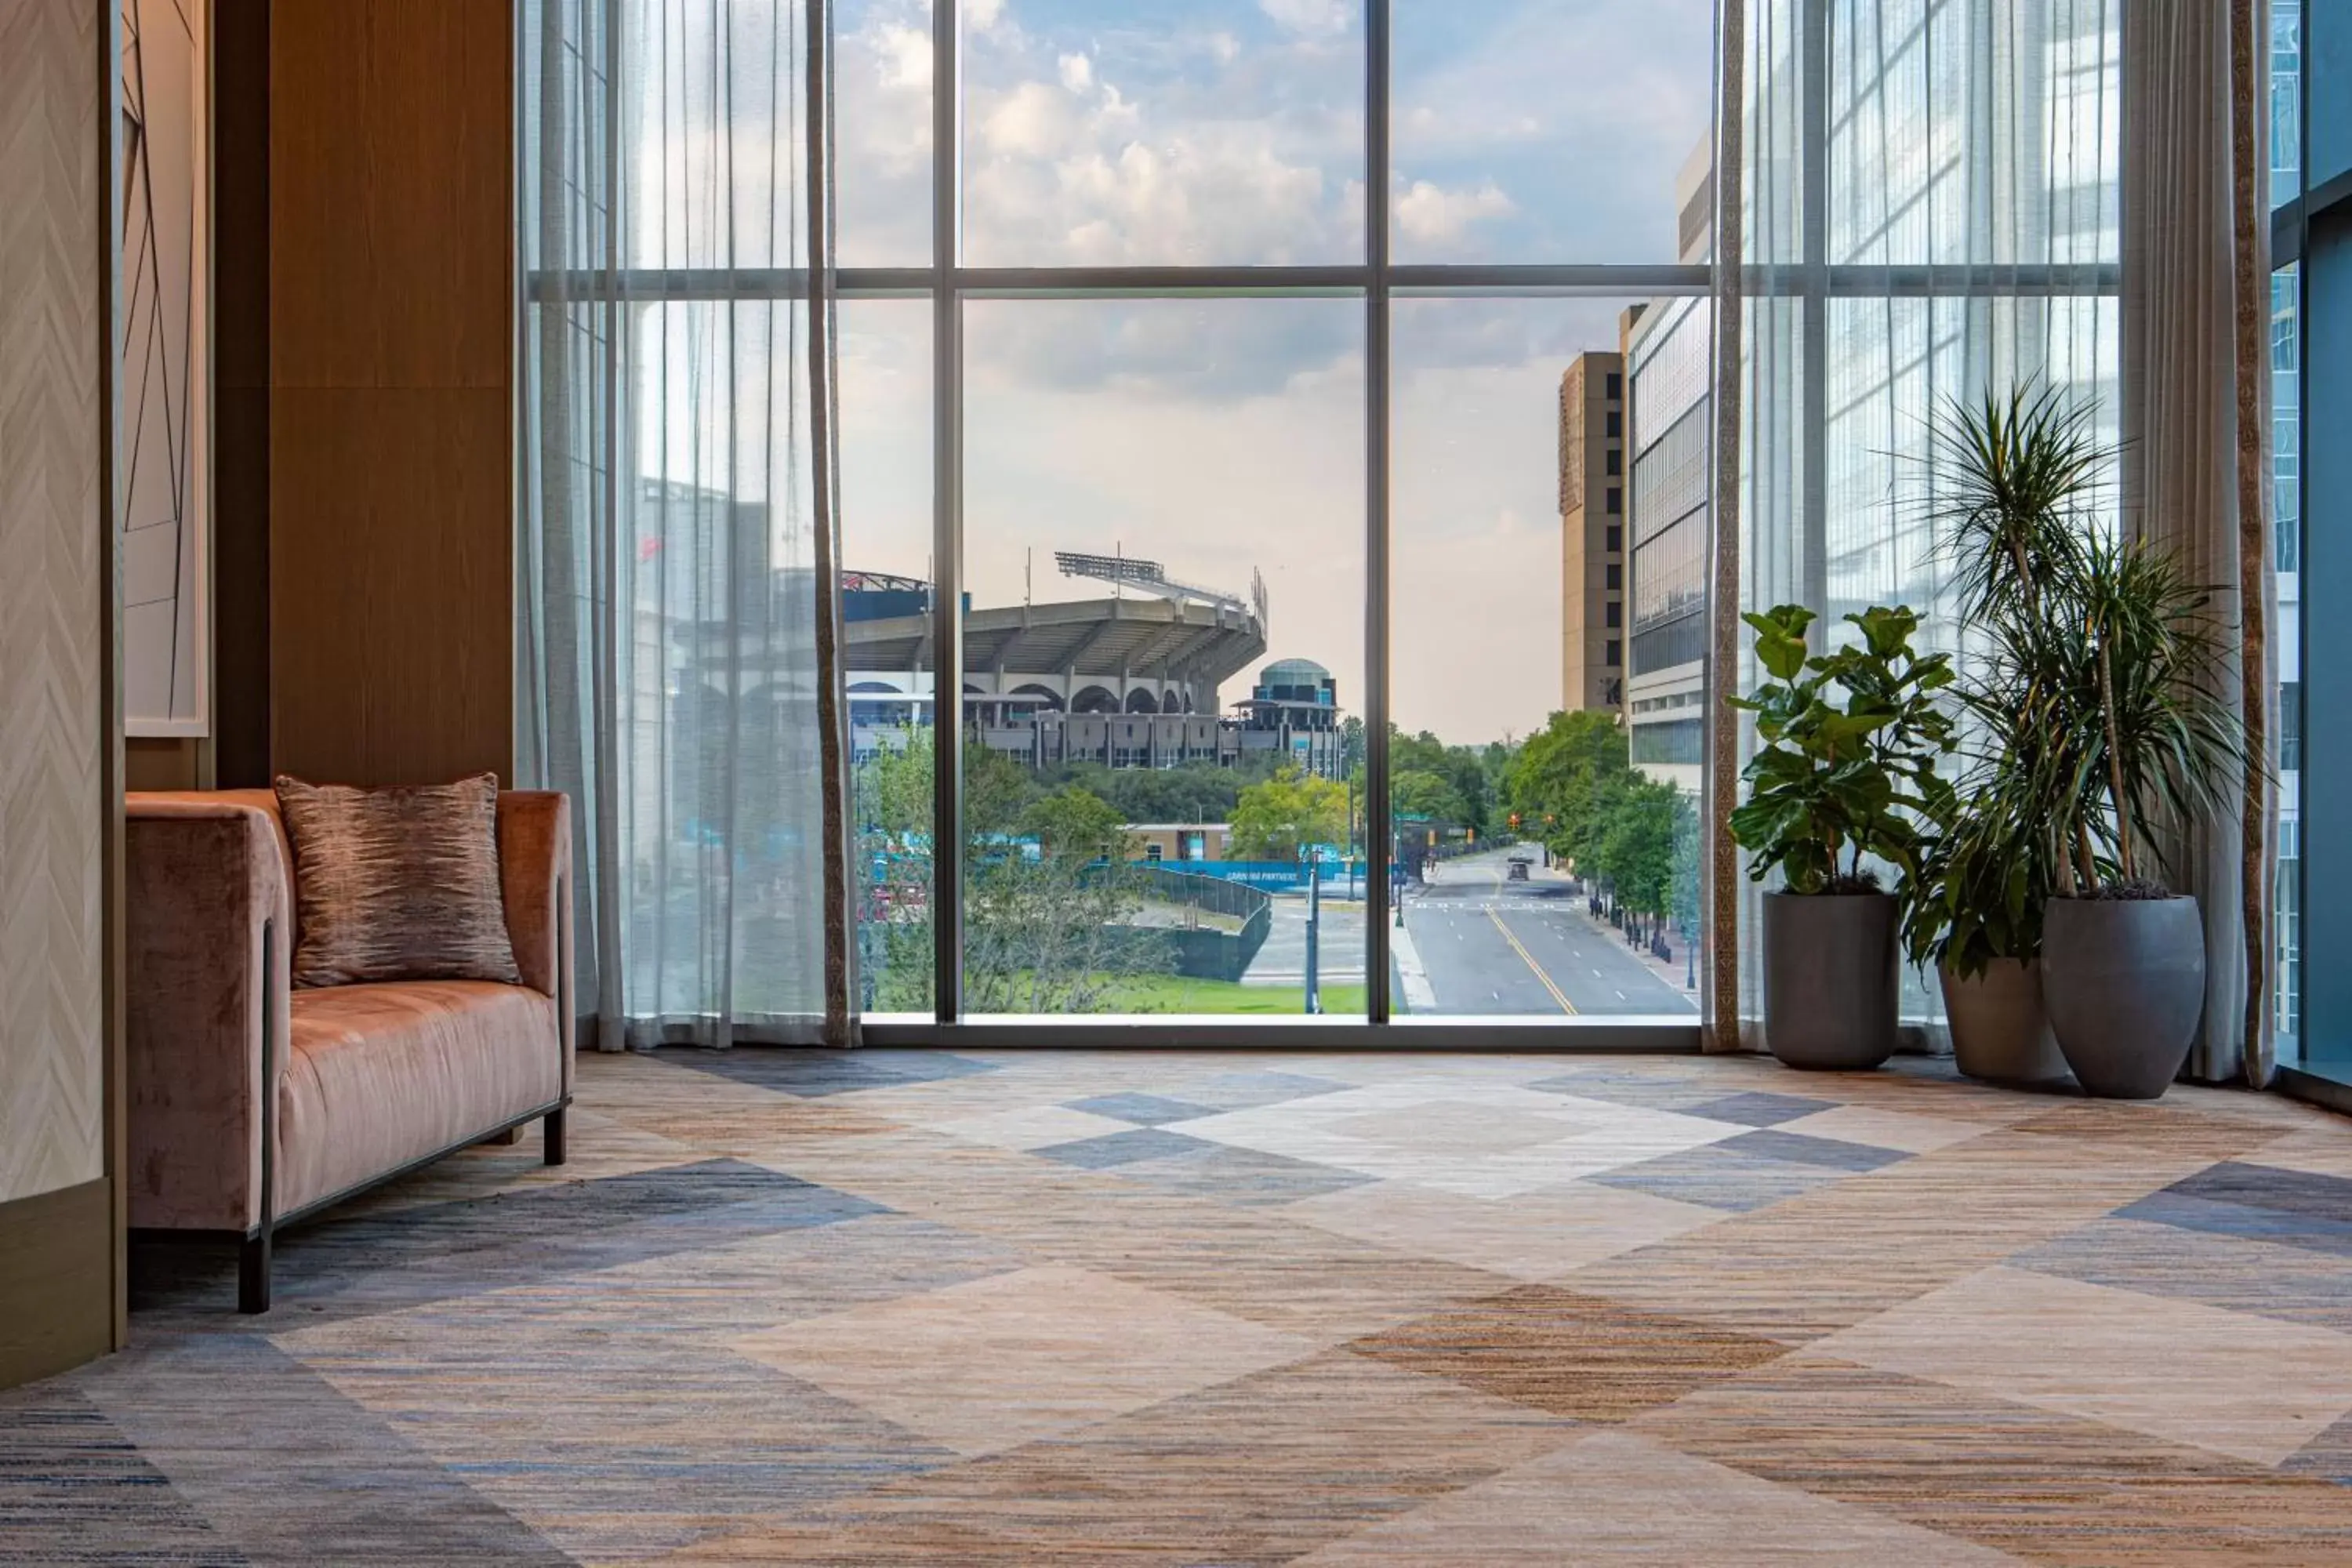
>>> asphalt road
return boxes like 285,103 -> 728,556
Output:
1398,848 -> 1700,1017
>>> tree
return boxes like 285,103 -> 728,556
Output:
1391,728 -> 1495,833
854,734 -> 1165,1013
1020,786 -> 1127,862
1229,766 -> 1349,861
1597,777 -> 1683,916
1506,710 -> 1633,870
1392,768 -> 1468,826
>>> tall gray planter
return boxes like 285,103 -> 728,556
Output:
1939,958 -> 2067,1083
1762,891 -> 1898,1070
2041,895 -> 2205,1099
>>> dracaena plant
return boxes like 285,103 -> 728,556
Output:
1728,604 -> 1958,896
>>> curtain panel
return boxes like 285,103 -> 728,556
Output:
2118,0 -> 2278,1085
1724,0 -> 2125,1044
519,0 -> 855,1049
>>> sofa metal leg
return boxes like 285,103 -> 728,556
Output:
544,1107 -> 568,1167
238,1233 -> 272,1315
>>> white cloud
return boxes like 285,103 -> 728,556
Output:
1258,0 -> 1351,37
1394,179 -> 1516,244
980,80 -> 1077,158
1058,52 -> 1094,94
966,0 -> 1005,32
870,22 -> 930,91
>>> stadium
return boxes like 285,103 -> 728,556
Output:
845,552 -> 1346,776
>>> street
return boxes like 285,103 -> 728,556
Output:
1396,846 -> 1699,1016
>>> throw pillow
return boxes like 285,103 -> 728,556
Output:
274,773 -> 523,989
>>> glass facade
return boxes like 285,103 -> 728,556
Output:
1736,0 -> 2122,1025
528,1 -> 2300,1060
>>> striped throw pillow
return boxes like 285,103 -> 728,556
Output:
274,774 -> 523,989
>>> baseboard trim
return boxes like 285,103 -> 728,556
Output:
0,1178 -> 114,1389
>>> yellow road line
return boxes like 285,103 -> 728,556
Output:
1489,908 -> 1577,1015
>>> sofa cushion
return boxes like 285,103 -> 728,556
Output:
278,982 -> 560,1215
274,774 -> 523,988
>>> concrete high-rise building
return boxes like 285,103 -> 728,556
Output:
1558,352 -> 1626,713
1622,139 -> 1715,796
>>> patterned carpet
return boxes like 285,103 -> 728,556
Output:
9,1048 -> 2352,1564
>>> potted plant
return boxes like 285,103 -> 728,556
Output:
1906,777 -> 2068,1082
2031,537 -> 2247,1098
1905,384 -> 2106,1081
1730,603 -> 1957,1069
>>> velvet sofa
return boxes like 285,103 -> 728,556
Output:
124,789 -> 573,1312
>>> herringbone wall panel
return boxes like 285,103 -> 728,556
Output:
0,0 -> 108,1203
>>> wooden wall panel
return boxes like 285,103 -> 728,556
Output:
273,389 -> 514,785
212,0 -> 272,788
267,0 -> 514,786
0,1182 -> 112,1388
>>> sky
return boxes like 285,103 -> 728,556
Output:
628,0 -> 1719,746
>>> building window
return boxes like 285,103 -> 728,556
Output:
1606,372 -> 1622,400
1606,448 -> 1622,477
1606,601 -> 1621,628
1606,638 -> 1621,666
1606,487 -> 1622,514
1606,564 -> 1622,590
1606,524 -> 1621,553
1606,410 -> 1621,437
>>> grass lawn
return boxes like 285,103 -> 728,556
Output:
1099,974 -> 1371,1016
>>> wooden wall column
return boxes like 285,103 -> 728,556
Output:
267,0 -> 514,786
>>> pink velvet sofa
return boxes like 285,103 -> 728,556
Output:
124,789 -> 574,1312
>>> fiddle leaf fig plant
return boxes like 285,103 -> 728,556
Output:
1728,604 -> 1958,896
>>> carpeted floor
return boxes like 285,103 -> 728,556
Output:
9,1048 -> 2352,1564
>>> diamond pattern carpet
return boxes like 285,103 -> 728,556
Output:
8,1048 -> 2352,1564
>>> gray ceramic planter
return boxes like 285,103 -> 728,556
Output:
1762,891 -> 1898,1070
2041,895 -> 2205,1099
1939,957 -> 2067,1083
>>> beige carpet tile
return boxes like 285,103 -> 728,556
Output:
1177,1078 -> 1744,1198
1794,1264 -> 2352,1466
1769,1101 -> 1997,1154
652,1348 -> 1580,1566
1290,1428 -> 2024,1566
731,1263 -> 1321,1457
1284,1176 -> 1726,1282
20,1047 -> 2352,1565
1350,1283 -> 1794,1420
2243,1119 -> 2352,1180
921,1103 -> 1140,1150
1634,1357 -> 2352,1565
1564,1127 -> 2219,1342
2007,1099 -> 2294,1160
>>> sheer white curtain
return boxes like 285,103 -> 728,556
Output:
521,0 -> 851,1048
1727,0 -> 2124,1037
2119,0 -> 2276,1083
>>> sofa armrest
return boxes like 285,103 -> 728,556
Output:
497,791 -> 575,1091
125,798 -> 292,1234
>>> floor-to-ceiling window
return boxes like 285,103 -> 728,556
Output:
2277,0 -> 2352,1094
1736,0 -> 2122,1030
830,0 -> 1726,1033
524,0 -> 2136,1046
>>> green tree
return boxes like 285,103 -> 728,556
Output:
854,735 -> 1165,1014
1229,766 -> 1349,861
1506,709 -> 1633,870
1019,786 -> 1127,861
1392,768 -> 1468,825
1597,777 -> 1684,916
1391,728 -> 1494,832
